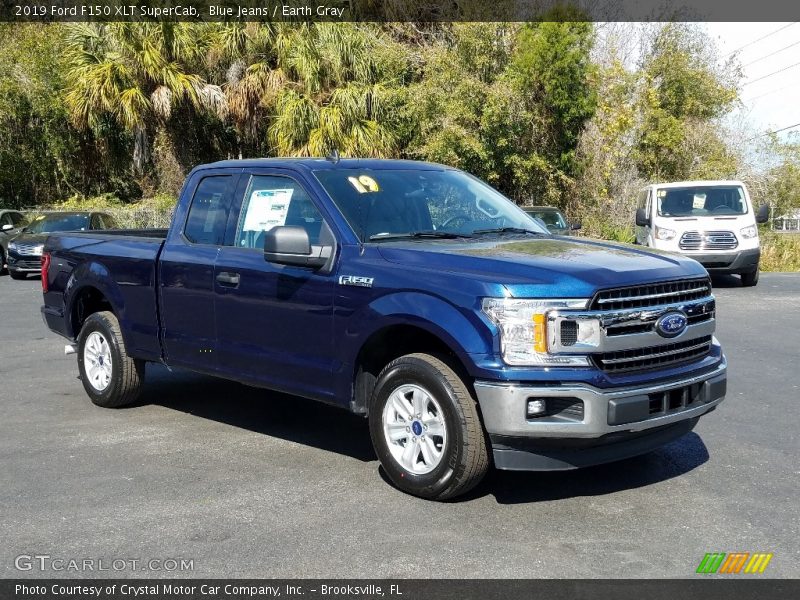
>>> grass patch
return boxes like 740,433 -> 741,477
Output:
760,232 -> 800,272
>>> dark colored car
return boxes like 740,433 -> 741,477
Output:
523,205 -> 580,235
41,159 -> 725,500
1,209 -> 28,274
7,211 -> 116,280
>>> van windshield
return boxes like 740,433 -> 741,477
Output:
656,186 -> 748,217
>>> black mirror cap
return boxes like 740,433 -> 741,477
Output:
635,208 -> 650,227
571,222 -> 582,230
264,226 -> 311,256
756,204 -> 770,224
263,225 -> 331,269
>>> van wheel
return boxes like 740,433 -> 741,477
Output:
9,269 -> 26,280
368,353 -> 489,500
741,268 -> 759,287
77,311 -> 145,408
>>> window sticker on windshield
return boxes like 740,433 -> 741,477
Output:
242,188 -> 294,232
693,194 -> 705,209
348,175 -> 381,194
657,190 -> 666,197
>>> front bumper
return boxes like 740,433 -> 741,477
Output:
474,358 -> 726,470
7,252 -> 42,272
687,248 -> 760,274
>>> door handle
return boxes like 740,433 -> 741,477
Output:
216,271 -> 240,287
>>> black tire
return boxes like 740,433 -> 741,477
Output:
9,269 -> 26,280
0,249 -> 6,275
368,353 -> 489,500
77,311 -> 145,408
741,268 -> 759,287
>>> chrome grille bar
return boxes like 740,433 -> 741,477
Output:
679,230 -> 738,251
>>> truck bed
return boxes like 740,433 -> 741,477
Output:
42,230 -> 168,361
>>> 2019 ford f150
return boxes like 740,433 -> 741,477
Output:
40,159 -> 727,500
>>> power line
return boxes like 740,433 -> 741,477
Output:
743,39 -> 800,67
747,122 -> 800,140
724,22 -> 798,57
744,80 -> 800,102
742,60 -> 800,86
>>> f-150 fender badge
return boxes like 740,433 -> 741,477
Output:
339,275 -> 374,288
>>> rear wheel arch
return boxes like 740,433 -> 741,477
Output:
69,285 -> 116,339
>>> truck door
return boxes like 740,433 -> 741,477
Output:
213,170 -> 338,403
159,171 -> 238,373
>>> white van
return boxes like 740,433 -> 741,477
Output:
635,180 -> 769,286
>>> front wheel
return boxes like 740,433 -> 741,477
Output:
368,353 -> 489,500
9,269 -> 26,280
77,311 -> 145,408
741,267 -> 759,287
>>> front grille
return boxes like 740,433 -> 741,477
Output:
647,382 -> 705,416
593,335 -> 713,373
12,242 -> 42,256
14,259 -> 41,270
679,230 -> 738,251
590,278 -> 711,311
603,309 -> 713,338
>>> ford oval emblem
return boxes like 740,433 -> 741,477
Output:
655,311 -> 688,338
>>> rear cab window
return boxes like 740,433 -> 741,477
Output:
184,175 -> 236,245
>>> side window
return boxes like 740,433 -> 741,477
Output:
184,175 -> 233,245
0,214 -> 10,227
234,176 -> 326,249
10,212 -> 26,226
90,214 -> 102,229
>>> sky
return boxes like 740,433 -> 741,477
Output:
705,22 -> 800,138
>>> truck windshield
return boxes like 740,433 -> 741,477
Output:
313,168 -> 546,241
656,186 -> 748,217
24,214 -> 91,233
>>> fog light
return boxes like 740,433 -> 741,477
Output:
527,398 -> 547,417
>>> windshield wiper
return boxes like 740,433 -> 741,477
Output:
472,227 -> 546,236
368,230 -> 473,241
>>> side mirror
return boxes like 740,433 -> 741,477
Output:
263,226 -> 331,269
1,224 -> 13,232
570,222 -> 582,231
635,208 -> 650,227
755,204 -> 770,224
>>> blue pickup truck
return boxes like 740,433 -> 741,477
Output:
41,158 -> 726,499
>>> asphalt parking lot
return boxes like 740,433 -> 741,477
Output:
0,273 -> 798,579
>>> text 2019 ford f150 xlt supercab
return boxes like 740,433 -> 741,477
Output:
41,159 -> 726,499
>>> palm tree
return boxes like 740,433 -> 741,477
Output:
64,22 -> 226,172
214,23 -> 403,158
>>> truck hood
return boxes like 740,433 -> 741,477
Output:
377,235 -> 708,298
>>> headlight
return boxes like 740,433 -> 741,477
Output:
482,298 -> 591,366
8,242 -> 17,251
32,244 -> 43,255
740,225 -> 758,239
655,226 -> 676,241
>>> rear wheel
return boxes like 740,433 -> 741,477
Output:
9,269 -> 26,280
0,248 -> 6,275
368,353 -> 489,500
77,311 -> 145,407
741,267 -> 759,287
